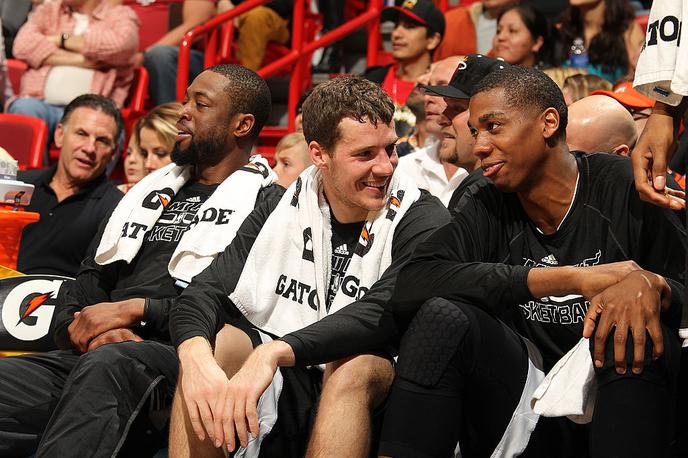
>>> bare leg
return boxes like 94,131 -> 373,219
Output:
306,354 -> 394,458
168,325 -> 254,458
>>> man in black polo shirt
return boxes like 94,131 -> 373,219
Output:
17,94 -> 123,277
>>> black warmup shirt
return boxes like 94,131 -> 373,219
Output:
327,216 -> 364,311
396,153 -> 687,369
169,190 -> 451,359
268,153 -> 687,369
53,182 -> 285,349
17,166 -> 123,277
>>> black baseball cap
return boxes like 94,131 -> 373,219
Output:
381,0 -> 446,38
420,54 -> 510,100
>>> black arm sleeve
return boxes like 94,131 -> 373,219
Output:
53,219 -> 122,349
169,195 -> 282,348
280,192 -> 452,366
392,185 -> 534,317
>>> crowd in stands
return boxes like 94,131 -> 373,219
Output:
0,0 -> 686,456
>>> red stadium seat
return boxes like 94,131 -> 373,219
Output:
0,113 -> 47,170
6,59 -> 28,94
636,14 -> 649,33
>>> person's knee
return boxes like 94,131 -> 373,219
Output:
72,342 -> 141,379
239,6 -> 274,29
591,324 -> 680,385
144,45 -> 178,68
395,297 -> 473,388
9,97 -> 48,117
213,324 -> 254,377
324,354 -> 394,407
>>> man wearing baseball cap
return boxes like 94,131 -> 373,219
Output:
364,0 -> 445,105
418,53 -> 511,214
396,54 -> 508,206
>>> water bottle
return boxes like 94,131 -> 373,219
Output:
569,38 -> 589,68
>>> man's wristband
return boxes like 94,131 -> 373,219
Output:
140,298 -> 150,327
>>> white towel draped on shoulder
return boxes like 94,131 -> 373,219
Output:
229,166 -> 421,338
95,156 -> 276,282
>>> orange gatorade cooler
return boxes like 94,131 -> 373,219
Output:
0,150 -> 38,271
0,208 -> 40,271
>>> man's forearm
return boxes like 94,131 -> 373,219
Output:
43,49 -> 89,67
527,267 -> 581,298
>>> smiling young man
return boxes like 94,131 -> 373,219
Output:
167,75 -> 450,457
380,66 -> 686,457
17,94 -> 124,277
364,0 -> 444,106
0,64 -> 281,457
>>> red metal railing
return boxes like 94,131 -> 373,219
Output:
177,0 -> 383,134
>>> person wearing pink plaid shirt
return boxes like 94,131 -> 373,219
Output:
8,0 -> 139,163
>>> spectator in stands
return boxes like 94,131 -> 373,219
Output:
0,0 -> 32,59
560,0 -> 644,83
16,94 -> 123,277
566,94 -> 637,155
117,124 -> 146,193
394,87 -> 428,156
136,101 -> 181,173
396,55 -> 487,207
447,109 -> 479,173
590,81 -> 655,136
272,131 -> 311,187
135,0 -> 216,106
0,18 -> 12,110
434,0 -> 517,61
365,0 -> 444,106
233,0 -> 292,71
8,0 -> 138,162
562,72 -> 612,104
492,4 -> 560,68
0,64 -> 280,458
294,88 -> 312,133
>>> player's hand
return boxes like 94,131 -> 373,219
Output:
632,101 -> 685,210
86,328 -> 143,351
223,341 -> 291,452
177,337 -> 232,448
574,260 -> 642,299
68,299 -> 145,352
583,270 -> 671,374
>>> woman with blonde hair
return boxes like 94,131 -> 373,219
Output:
117,126 -> 147,193
562,73 -> 613,105
137,102 -> 182,173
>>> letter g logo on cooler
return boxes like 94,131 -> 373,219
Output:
1,278 -> 65,342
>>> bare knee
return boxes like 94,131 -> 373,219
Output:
324,354 -> 394,407
213,324 -> 254,378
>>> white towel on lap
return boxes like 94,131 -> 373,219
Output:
230,166 -> 420,337
95,156 -> 276,282
531,337 -> 596,424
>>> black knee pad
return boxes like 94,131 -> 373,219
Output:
395,297 -> 471,388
